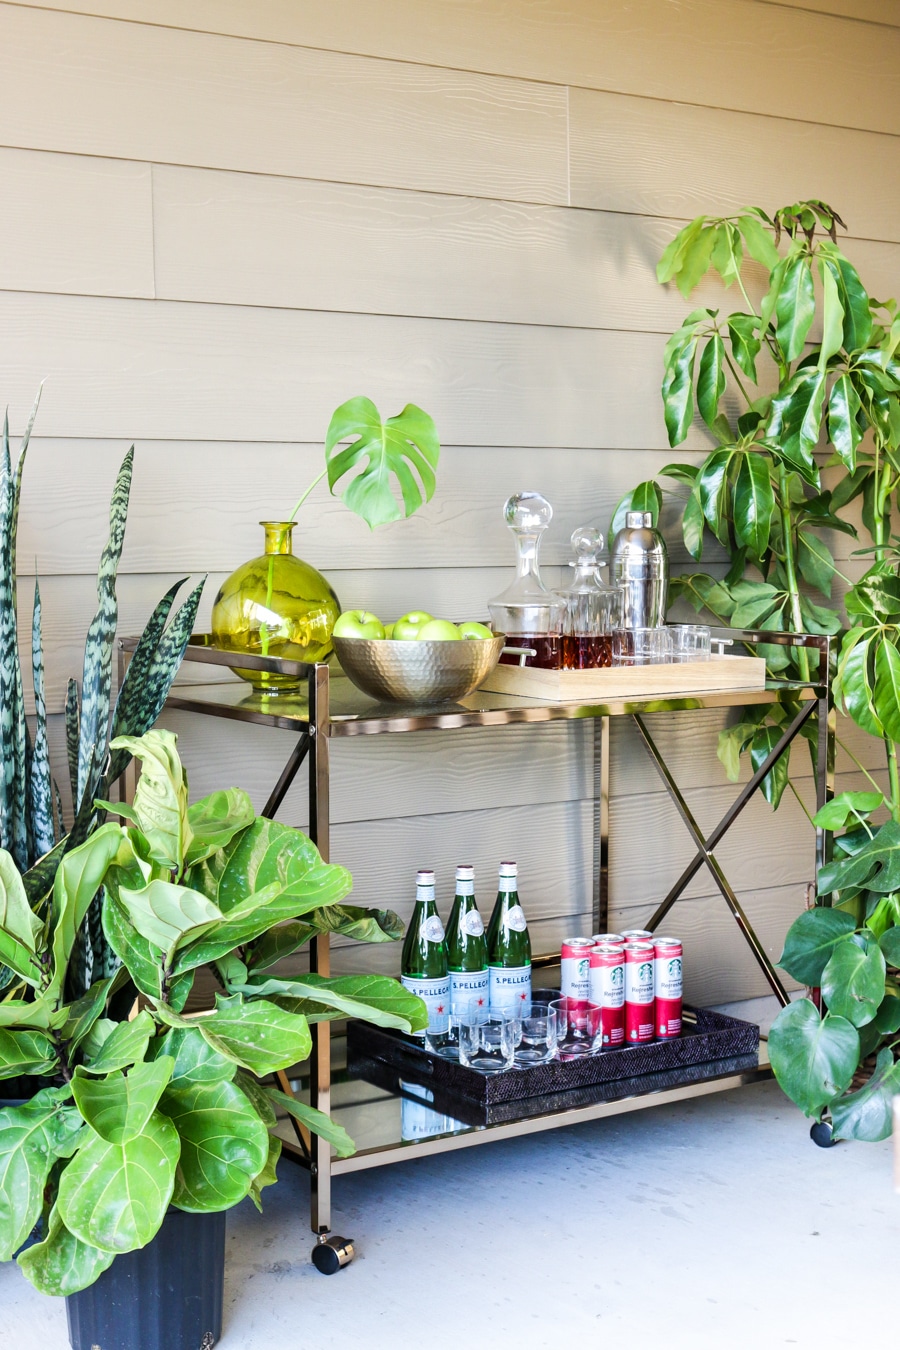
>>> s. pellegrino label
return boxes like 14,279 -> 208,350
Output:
487,861 -> 531,1015
401,869 -> 450,1037
446,865 -> 489,1015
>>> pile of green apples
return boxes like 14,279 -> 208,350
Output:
332,609 -> 494,641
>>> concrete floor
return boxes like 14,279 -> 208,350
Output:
2,1076 -> 896,1350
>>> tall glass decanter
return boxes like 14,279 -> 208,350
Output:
556,526 -> 623,669
488,492 -> 561,668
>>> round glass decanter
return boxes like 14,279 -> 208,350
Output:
211,521 -> 341,693
488,491 -> 561,668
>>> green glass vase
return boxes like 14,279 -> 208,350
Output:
211,521 -> 341,692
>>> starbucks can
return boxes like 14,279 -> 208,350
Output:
654,937 -> 683,1039
590,943 -> 625,1046
561,938 -> 596,1002
624,941 -> 655,1044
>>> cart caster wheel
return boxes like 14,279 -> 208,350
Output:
810,1120 -> 837,1148
311,1235 -> 355,1274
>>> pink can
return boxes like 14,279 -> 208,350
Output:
590,944 -> 625,1046
590,933 -> 625,946
560,938 -> 596,1002
624,942 -> 655,1044
654,937 -> 683,1039
621,929 -> 654,943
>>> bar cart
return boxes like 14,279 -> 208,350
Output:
120,629 -> 832,1272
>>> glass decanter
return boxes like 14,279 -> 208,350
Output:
488,492 -> 561,668
556,526 -> 623,669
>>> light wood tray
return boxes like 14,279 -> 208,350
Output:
480,653 -> 766,702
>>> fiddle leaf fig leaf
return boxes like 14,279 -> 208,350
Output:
831,1047 -> 900,1141
71,1058 -> 175,1144
184,788 -> 254,868
17,1204 -> 115,1296
150,1025 -> 237,1087
325,397 -> 439,529
109,729 -> 190,871
0,1028 -> 59,1079
158,1078 -> 270,1212
116,878 -> 223,964
768,999 -> 859,1117
820,933 -> 886,1026
238,972 -> 429,1033
249,1134 -> 281,1212
192,996 -> 312,1076
48,824 -> 123,1002
778,907 -> 857,985
79,1010 -> 156,1075
0,1088 -> 83,1262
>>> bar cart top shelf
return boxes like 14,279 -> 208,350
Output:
129,633 -> 822,738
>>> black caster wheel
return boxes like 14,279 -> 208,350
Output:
311,1235 -> 355,1274
810,1120 -> 837,1148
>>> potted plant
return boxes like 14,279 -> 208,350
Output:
0,728 -> 425,1348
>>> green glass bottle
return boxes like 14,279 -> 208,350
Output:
446,865 -> 489,1015
400,869 -> 450,1037
487,860 -> 532,1016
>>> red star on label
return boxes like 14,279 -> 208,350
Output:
435,1004 -> 445,1013
477,997 -> 485,1006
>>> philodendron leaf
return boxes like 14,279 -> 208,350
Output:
879,927 -> 900,968
17,1204 -> 115,1297
768,999 -> 859,1117
267,1089 -> 355,1158
820,933 -> 886,1026
116,878 -> 223,962
812,791 -> 884,831
79,1010 -> 156,1075
0,1028 -> 59,1079
0,1088 -> 81,1262
159,1078 -> 269,1212
818,820 -> 900,895
183,788 -> 254,869
57,1111 -> 179,1254
325,397 -> 440,529
241,973 -> 428,1034
109,730 -> 190,871
71,1057 -> 174,1143
831,1047 -> 900,1142
778,908 -> 858,985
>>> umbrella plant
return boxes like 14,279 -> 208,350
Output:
0,729 -> 424,1295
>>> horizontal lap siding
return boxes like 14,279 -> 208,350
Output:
5,0 -> 892,1003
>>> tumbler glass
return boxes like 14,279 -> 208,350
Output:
613,627 -> 673,666
457,1005 -> 518,1073
513,1001 -> 558,1067
670,624 -> 711,662
549,998 -> 603,1058
425,1011 -> 459,1060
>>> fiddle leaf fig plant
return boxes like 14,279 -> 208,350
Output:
0,728 -> 426,1296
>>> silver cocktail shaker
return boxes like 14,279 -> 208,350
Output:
610,511 -> 668,628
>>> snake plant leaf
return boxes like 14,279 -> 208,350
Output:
818,820 -> 900,896
0,1028 -> 59,1078
831,1047 -> 900,1142
47,824 -> 123,1002
159,1077 -> 269,1212
71,1058 -> 174,1144
239,972 -> 428,1034
774,253 -> 816,361
79,1010 -> 156,1075
58,1109 -> 179,1254
732,451 -> 774,558
109,730 -> 190,871
778,907 -> 858,985
77,448 -> 133,813
17,1203 -> 115,1297
768,998 -> 859,1117
248,1133 -> 281,1212
150,1025 -> 237,1087
267,1088 -> 355,1158
29,580 -> 55,859
64,678 -> 80,812
820,932 -> 886,1026
183,788 -> 254,869
325,398 -> 440,530
0,1086 -> 80,1261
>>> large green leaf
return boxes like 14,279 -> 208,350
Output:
834,632 -> 883,738
828,373 -> 863,472
727,313 -> 762,382
749,724 -> 790,809
116,878 -> 223,962
80,1009 -> 156,1075
880,927 -> 900,968
71,1058 -> 174,1144
822,248 -> 873,351
732,451 -> 774,558
831,1047 -> 900,1141
817,256 -> 845,370
0,1027 -> 59,1079
797,530 -> 836,599
696,334 -> 726,430
768,999 -> 859,1116
159,1078 -> 269,1212
240,973 -> 428,1034
58,1111 -> 179,1254
696,449 -> 734,545
657,216 -> 707,286
184,789 -> 255,869
151,1025 -> 237,1087
820,933 -> 886,1026
17,1204 -> 115,1297
158,996 -> 312,1075
819,820 -> 900,896
109,730 -> 189,871
267,1088 -> 355,1158
873,638 -> 900,742
775,254 -> 816,361
47,824 -> 123,1002
0,1088 -> 82,1262
325,397 -> 439,529
767,369 -> 826,481
737,214 -> 780,272
812,791 -> 884,832
661,324 -> 700,446
778,907 -> 858,985
845,572 -> 900,623
245,904 -> 404,972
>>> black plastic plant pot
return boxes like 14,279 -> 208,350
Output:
66,1208 -> 226,1350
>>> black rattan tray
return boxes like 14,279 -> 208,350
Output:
346,1005 -> 759,1106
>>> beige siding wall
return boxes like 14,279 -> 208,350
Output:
3,0 -> 898,1002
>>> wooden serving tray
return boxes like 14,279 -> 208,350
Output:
480,653 -> 766,701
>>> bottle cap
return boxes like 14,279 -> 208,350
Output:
455,865 -> 475,880
416,869 -> 435,886
498,861 -> 518,877
625,510 -> 654,529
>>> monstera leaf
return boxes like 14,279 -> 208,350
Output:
325,397 -> 440,529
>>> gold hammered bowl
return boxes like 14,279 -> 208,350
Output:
332,634 -> 505,704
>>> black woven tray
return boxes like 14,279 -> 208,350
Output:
346,1005 -> 759,1106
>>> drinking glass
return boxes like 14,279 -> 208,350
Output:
457,1005 -> 518,1073
613,627 -> 673,666
513,1002 -> 558,1067
669,624 -> 711,662
550,998 -> 603,1058
425,1011 -> 459,1060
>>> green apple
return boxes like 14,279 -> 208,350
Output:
417,619 -> 461,641
393,610 -> 433,641
333,610 -> 386,640
384,621 -> 395,639
458,621 -> 494,640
